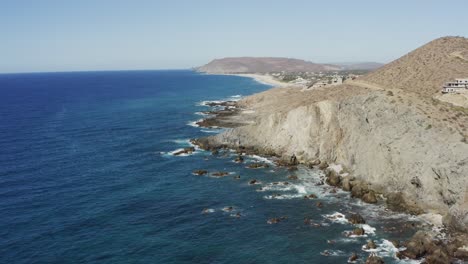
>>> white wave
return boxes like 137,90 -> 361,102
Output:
202,208 -> 215,213
320,249 -> 346,257
194,111 -> 214,117
201,129 -> 221,133
264,194 -> 304,200
323,212 -> 349,224
360,224 -> 376,235
187,119 -> 203,127
246,155 -> 275,165
171,139 -> 191,145
260,183 -> 295,192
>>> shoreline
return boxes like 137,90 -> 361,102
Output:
202,72 -> 293,88
190,96 -> 468,263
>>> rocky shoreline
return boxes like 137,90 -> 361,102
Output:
191,99 -> 468,263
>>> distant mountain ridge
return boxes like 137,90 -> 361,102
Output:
196,57 -> 382,74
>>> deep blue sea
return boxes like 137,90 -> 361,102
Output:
0,70 -> 419,263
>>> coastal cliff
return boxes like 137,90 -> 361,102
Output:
196,37 -> 468,233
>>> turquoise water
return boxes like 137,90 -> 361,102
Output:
0,70 -> 418,263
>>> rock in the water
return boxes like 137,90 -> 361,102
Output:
365,254 -> 384,264
399,231 -> 436,259
424,248 -> 450,264
193,170 -> 208,176
362,190 -> 378,203
341,176 -> 354,191
348,252 -> 359,262
234,155 -> 244,163
249,179 -> 258,185
348,213 -> 366,224
267,216 -> 287,224
247,163 -> 269,169
287,175 -> 298,180
366,240 -> 377,249
212,171 -> 229,177
304,194 -> 317,199
326,169 -> 342,187
352,227 -> 365,236
316,202 -> 323,208
318,161 -> 329,170
173,147 -> 195,156
233,175 -> 241,180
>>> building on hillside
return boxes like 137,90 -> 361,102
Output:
442,78 -> 468,93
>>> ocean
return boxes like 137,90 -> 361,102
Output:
0,70 -> 419,263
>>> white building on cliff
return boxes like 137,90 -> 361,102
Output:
442,78 -> 468,93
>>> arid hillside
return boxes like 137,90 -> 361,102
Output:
196,57 -> 341,73
362,36 -> 468,97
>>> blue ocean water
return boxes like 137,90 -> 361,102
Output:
0,70 -> 419,263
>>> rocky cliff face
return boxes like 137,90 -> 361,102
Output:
198,37 -> 468,232
206,87 -> 468,231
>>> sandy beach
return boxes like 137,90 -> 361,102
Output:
217,73 -> 294,87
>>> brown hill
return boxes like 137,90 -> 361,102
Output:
195,57 -> 341,73
362,36 -> 468,96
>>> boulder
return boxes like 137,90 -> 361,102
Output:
423,248 -> 450,264
399,231 -> 437,259
386,192 -> 424,215
326,170 -> 342,187
352,227 -> 365,236
348,213 -> 366,224
212,171 -> 229,177
341,177 -> 353,191
318,161 -> 329,170
304,194 -> 317,199
234,155 -> 244,163
316,202 -> 323,208
365,254 -> 384,264
193,170 -> 208,176
350,181 -> 367,198
247,163 -> 269,169
366,240 -> 377,249
348,252 -> 359,262
173,147 -> 195,156
249,179 -> 259,185
362,190 -> 378,204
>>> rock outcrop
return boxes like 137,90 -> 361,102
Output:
195,37 -> 468,233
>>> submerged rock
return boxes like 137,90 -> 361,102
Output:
362,190 -> 378,204
366,240 -> 377,249
247,163 -> 269,169
212,171 -> 229,177
249,179 -> 259,185
287,175 -> 298,180
326,170 -> 342,186
304,194 -> 317,199
193,170 -> 208,176
348,252 -> 359,262
351,227 -> 365,236
348,213 -> 366,224
318,161 -> 329,170
267,216 -> 287,224
234,155 -> 244,163
173,147 -> 195,156
365,254 -> 384,264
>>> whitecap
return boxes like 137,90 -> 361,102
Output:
187,119 -> 203,127
323,212 -> 349,224
264,194 -> 304,200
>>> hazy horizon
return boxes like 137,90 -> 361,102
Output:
1,0 -> 468,73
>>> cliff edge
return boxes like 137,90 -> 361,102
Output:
198,37 -> 468,233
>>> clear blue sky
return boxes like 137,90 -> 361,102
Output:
1,0 -> 467,73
